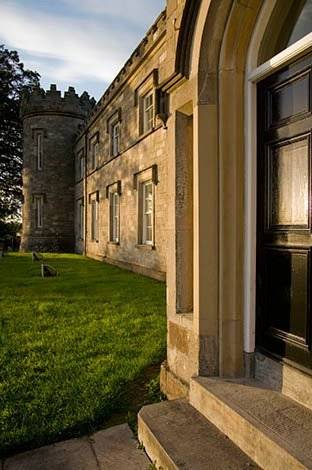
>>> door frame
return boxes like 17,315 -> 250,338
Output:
244,0 -> 312,355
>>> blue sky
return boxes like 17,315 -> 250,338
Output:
0,0 -> 166,100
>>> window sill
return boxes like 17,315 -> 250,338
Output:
110,152 -> 121,159
135,244 -> 155,251
107,241 -> 120,246
138,127 -> 154,141
87,168 -> 98,177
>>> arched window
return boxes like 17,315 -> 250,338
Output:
259,0 -> 312,64
287,0 -> 312,47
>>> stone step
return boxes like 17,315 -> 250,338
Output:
138,399 -> 259,469
4,424 -> 151,470
190,377 -> 312,470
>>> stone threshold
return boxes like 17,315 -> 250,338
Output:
3,424 -> 151,470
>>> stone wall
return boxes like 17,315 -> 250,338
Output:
74,11 -> 169,280
21,86 -> 94,252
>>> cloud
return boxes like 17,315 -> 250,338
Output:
0,0 -> 165,97
0,2 -> 132,81
61,0 -> 165,28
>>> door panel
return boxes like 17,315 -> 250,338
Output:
269,70 -> 311,127
257,53 -> 312,370
264,247 -> 309,346
267,136 -> 310,229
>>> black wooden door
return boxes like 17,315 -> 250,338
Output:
257,53 -> 312,370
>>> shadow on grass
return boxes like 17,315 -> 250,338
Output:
1,358 -> 166,459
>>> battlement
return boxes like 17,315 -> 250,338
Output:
21,84 -> 96,120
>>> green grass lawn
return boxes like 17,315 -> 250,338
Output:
0,253 -> 166,457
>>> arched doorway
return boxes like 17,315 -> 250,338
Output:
164,0 -> 312,396
245,0 -> 312,374
183,0 -> 312,379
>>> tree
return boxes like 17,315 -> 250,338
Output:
0,219 -> 21,246
0,45 -> 40,221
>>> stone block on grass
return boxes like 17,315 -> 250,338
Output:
32,252 -> 43,262
41,264 -> 58,278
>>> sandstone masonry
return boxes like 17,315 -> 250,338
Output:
21,11 -> 168,281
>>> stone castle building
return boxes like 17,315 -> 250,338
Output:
21,0 -> 312,468
21,10 -> 168,280
21,86 -> 95,253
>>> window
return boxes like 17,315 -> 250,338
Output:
141,180 -> 154,245
34,195 -> 44,229
90,134 -> 99,170
287,0 -> 312,47
260,0 -> 312,63
91,141 -> 99,170
36,133 -> 43,170
79,152 -> 85,179
77,199 -> 84,240
134,165 -> 157,246
90,197 -> 99,241
107,110 -> 121,159
109,192 -> 120,242
136,70 -> 158,136
143,92 -> 154,134
111,121 -> 120,157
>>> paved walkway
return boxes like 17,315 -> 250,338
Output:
2,424 -> 151,470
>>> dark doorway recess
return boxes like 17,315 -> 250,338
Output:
257,53 -> 312,371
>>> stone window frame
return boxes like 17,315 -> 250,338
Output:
76,197 -> 84,241
89,191 -> 99,242
133,165 -> 158,248
32,128 -> 47,171
142,92 -> 154,134
112,122 -> 121,157
36,133 -> 43,171
89,132 -> 100,171
106,181 -> 122,244
77,148 -> 85,181
32,193 -> 45,230
107,109 -> 122,159
135,69 -> 158,137
142,180 -> 153,245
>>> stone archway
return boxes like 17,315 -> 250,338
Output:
170,0 -> 264,379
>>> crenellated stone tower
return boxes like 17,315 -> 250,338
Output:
20,85 -> 95,252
